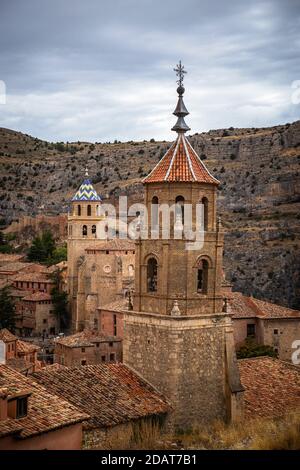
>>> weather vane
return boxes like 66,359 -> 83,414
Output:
174,60 -> 187,87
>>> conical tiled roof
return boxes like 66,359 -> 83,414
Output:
72,178 -> 102,201
143,133 -> 219,184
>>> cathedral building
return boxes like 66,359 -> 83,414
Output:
67,172 -> 134,332
123,63 -> 244,430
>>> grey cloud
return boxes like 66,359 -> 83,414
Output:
0,0 -> 299,141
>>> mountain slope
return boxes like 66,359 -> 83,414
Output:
0,121 -> 299,309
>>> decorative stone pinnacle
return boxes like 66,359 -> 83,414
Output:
85,167 -> 89,177
171,300 -> 181,316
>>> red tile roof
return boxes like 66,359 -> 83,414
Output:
22,292 -> 52,302
239,357 -> 300,418
0,365 -> 88,439
143,133 -> 219,184
55,329 -> 120,348
228,292 -> 300,319
0,328 -> 17,343
33,363 -> 171,429
16,339 -> 40,354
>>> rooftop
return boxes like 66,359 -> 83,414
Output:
229,292 -> 300,319
33,363 -> 170,429
55,329 -> 120,348
239,357 -> 300,418
0,328 -> 17,343
72,177 -> 101,202
0,254 -> 25,265
0,364 -> 88,439
16,339 -> 40,354
22,292 -> 52,302
143,133 -> 219,184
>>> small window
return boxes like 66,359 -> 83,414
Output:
101,355 -> 106,362
247,324 -> 255,337
43,319 -> 47,324
16,397 -> 28,418
81,347 -> 85,353
77,205 -> 81,216
87,205 -> 91,216
92,224 -> 96,234
81,360 -> 87,366
106,250 -> 109,254
82,225 -> 87,236
274,329 -> 278,335
109,342 -> 113,347
109,353 -> 116,362
96,343 -> 99,347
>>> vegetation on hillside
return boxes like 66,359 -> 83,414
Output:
27,230 -> 67,265
0,285 -> 17,331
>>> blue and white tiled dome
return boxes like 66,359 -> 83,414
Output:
72,170 -> 101,202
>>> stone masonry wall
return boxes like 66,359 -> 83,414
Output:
123,311 -> 228,431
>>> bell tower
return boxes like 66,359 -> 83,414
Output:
123,62 -> 244,431
67,168 -> 103,331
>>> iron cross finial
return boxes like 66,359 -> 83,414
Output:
174,60 -> 187,87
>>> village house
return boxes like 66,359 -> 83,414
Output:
15,292 -> 58,337
32,363 -> 170,449
54,329 -> 122,366
0,364 -> 88,450
227,291 -> 300,362
0,329 -> 41,375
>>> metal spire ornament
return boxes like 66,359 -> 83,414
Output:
171,60 -> 191,134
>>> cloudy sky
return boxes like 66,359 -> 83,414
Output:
0,0 -> 300,142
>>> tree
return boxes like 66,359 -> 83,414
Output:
27,230 -> 55,263
50,269 -> 69,331
0,285 -> 18,331
236,337 -> 277,359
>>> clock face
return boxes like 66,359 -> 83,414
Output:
103,264 -> 111,274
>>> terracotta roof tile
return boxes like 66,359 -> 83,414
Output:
143,134 -> 219,184
0,328 -> 17,342
0,365 -> 88,438
228,292 -> 300,319
239,357 -> 300,418
100,298 -> 128,312
22,292 -> 52,302
33,363 -> 171,429
16,339 -> 40,354
0,418 -> 24,438
55,329 -> 120,348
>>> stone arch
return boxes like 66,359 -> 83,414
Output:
194,255 -> 212,294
